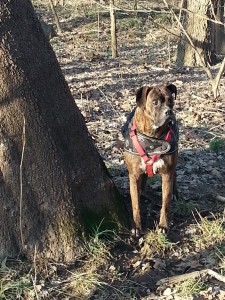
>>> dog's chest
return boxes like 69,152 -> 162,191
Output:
140,157 -> 165,174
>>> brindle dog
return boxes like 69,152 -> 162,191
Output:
123,84 -> 178,237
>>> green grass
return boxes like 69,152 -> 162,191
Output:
210,137 -> 225,153
68,221 -> 142,299
173,197 -> 195,217
66,271 -> 108,299
142,230 -> 175,257
0,259 -> 32,299
82,219 -> 114,262
176,278 -> 208,297
191,212 -> 225,249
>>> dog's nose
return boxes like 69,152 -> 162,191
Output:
165,109 -> 172,116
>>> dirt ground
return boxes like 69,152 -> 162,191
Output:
27,1 -> 225,299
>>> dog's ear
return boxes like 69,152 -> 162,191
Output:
167,84 -> 177,99
136,86 -> 152,109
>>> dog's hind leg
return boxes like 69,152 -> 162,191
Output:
129,173 -> 142,237
141,173 -> 148,193
172,172 -> 179,201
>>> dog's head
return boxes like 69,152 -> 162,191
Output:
136,84 -> 177,129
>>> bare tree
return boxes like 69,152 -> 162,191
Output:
110,0 -> 118,58
0,0 -> 127,262
133,0 -> 138,10
49,0 -> 62,34
176,0 -> 224,66
211,0 -> 225,59
177,0 -> 216,66
163,0 -> 225,97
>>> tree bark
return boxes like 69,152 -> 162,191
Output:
0,0 -> 127,263
177,0 -> 214,66
212,0 -> 225,56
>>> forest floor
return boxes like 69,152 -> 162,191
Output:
2,1 -> 225,299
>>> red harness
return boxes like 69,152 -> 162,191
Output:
130,121 -> 173,176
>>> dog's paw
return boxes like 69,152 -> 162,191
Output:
157,224 -> 170,235
131,227 -> 141,238
157,227 -> 167,235
153,158 -> 165,174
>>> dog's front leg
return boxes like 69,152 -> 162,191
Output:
159,172 -> 174,233
129,173 -> 142,237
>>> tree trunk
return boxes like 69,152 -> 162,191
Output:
212,0 -> 225,56
177,0 -> 214,66
110,0 -> 118,58
49,0 -> 62,34
0,0 -> 127,263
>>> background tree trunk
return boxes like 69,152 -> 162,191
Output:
212,0 -> 225,57
110,0 -> 118,58
177,0 -> 214,66
176,0 -> 187,66
0,0 -> 127,262
49,0 -> 62,34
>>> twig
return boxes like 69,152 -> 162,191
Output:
180,7 -> 225,26
49,0 -> 62,34
210,123 -> 225,131
97,8 -> 100,44
178,0 -> 184,22
157,269 -> 225,286
110,0 -> 118,58
31,245 -> 40,300
93,0 -> 225,27
19,116 -> 26,250
191,94 -> 208,101
97,87 -> 119,116
212,58 -> 225,96
214,194 -> 225,203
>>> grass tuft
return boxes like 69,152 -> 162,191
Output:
191,212 -> 225,249
210,137 -> 225,153
176,278 -> 208,297
142,230 -> 175,257
83,219 -> 114,263
173,197 -> 195,217
0,259 -> 32,299
67,271 -> 108,299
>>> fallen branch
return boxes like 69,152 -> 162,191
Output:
214,194 -> 225,203
157,269 -> 225,286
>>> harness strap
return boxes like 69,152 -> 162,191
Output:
130,121 -> 173,176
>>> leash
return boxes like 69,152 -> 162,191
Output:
130,121 -> 173,176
